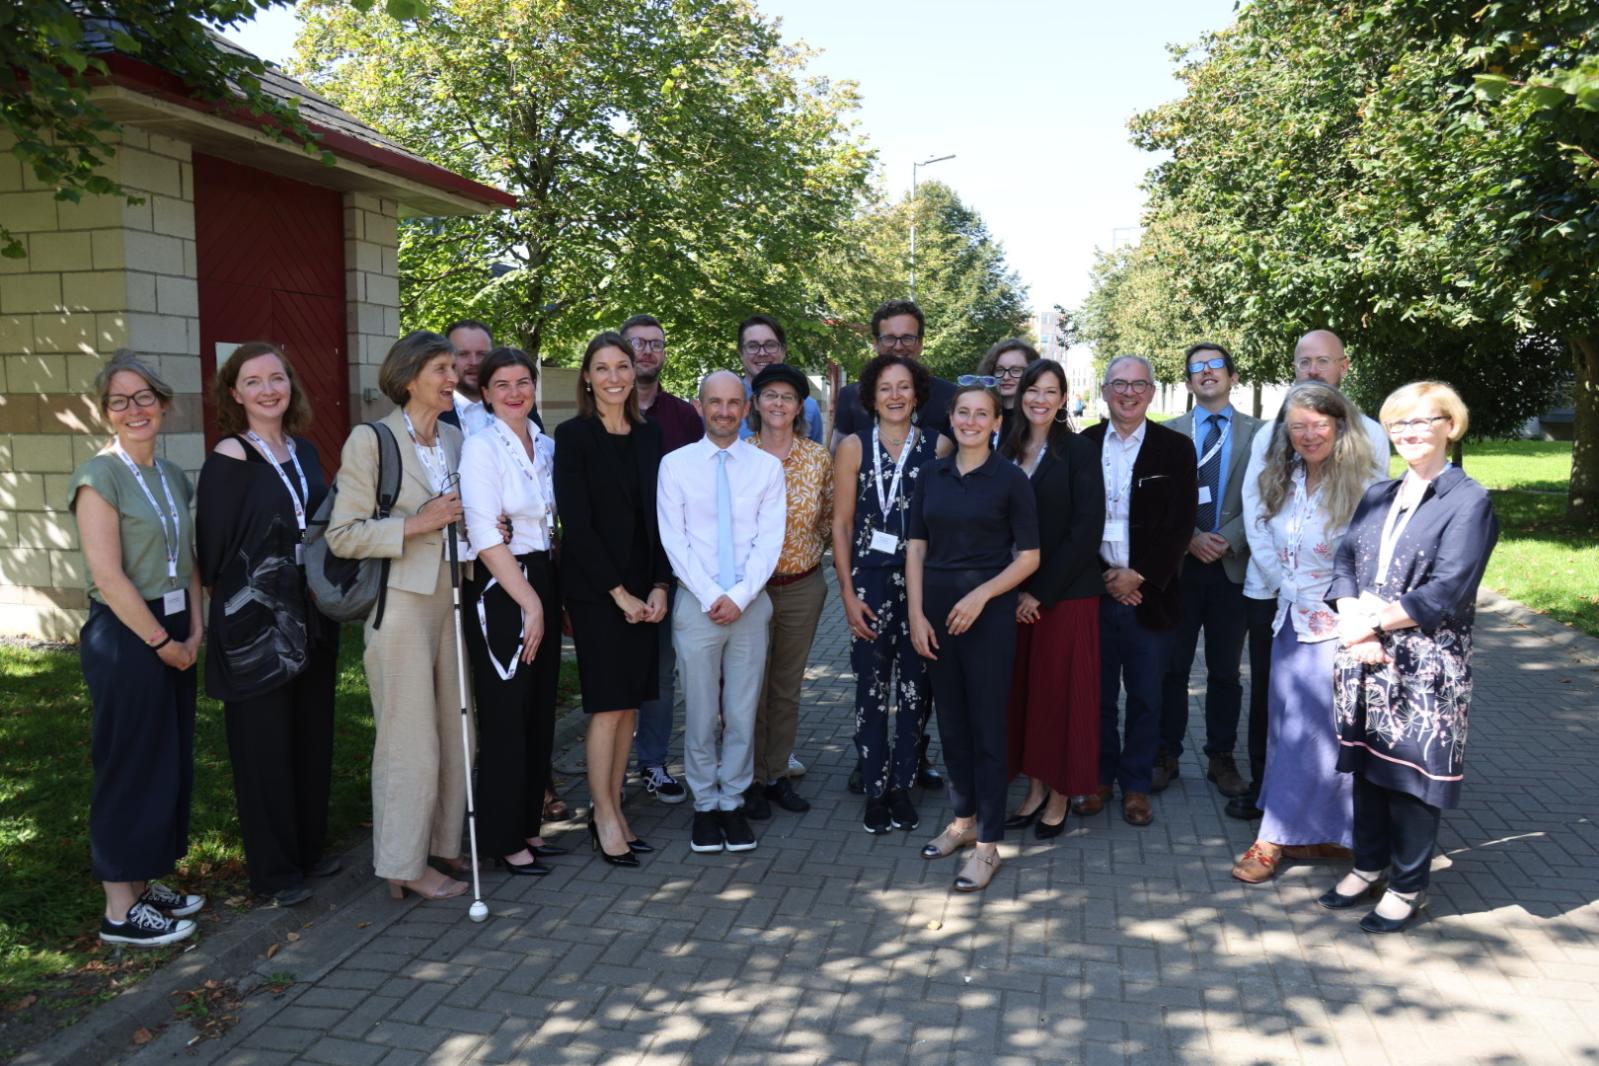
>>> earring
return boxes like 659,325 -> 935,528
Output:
1055,409 -> 1071,424
911,409 -> 920,425
585,383 -> 593,393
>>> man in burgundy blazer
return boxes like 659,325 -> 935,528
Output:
1078,355 -> 1198,827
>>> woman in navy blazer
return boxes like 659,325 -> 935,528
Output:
1000,360 -> 1107,836
553,332 -> 672,865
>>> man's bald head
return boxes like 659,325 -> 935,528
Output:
699,369 -> 748,444
1292,330 -> 1350,385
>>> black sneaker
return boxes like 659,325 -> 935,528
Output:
765,777 -> 811,813
690,811 -> 724,853
916,757 -> 943,790
270,885 -> 314,907
139,881 -> 204,918
863,795 -> 892,834
743,784 -> 772,821
887,789 -> 920,831
719,809 -> 758,852
642,764 -> 687,805
100,901 -> 196,947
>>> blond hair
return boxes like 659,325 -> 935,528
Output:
1379,380 -> 1469,442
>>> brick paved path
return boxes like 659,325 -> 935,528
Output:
131,577 -> 1599,1065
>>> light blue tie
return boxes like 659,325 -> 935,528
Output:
715,450 -> 736,590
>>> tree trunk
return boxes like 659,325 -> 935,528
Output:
1571,334 -> 1598,529
1252,381 -> 1263,419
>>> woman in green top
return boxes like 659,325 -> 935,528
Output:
68,351 -> 206,947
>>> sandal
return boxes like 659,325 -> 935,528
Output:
954,848 -> 1001,892
921,822 -> 977,860
1231,841 -> 1283,884
387,874 -> 468,901
543,787 -> 570,822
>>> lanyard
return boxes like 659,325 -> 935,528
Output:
243,431 -> 308,536
490,418 -> 553,543
1375,474 -> 1427,587
1196,413 -> 1231,469
1102,429 -> 1138,505
476,567 -> 526,682
1284,467 -> 1321,575
402,409 -> 450,493
113,445 -> 181,584
872,424 -> 918,521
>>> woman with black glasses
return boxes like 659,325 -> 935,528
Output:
973,339 -> 1040,444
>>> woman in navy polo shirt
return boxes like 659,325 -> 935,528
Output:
907,382 -> 1040,893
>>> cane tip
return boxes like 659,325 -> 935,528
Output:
468,900 -> 489,922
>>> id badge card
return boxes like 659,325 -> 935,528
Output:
1103,519 -> 1128,544
295,543 -> 305,566
162,588 -> 187,617
1197,486 -> 1213,506
869,529 -> 900,555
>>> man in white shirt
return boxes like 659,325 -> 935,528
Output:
443,319 -> 496,436
1230,329 -> 1390,820
657,371 -> 787,854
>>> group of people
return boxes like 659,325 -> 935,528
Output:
69,298 -> 1497,948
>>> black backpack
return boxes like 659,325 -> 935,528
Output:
304,422 -> 403,628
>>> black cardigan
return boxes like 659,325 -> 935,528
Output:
196,434 -> 334,701
1024,431 -> 1107,605
553,415 -> 672,603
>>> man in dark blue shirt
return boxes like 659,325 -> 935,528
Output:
830,300 -> 956,453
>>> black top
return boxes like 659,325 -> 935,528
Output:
1021,432 -> 1107,605
834,374 -> 957,440
196,434 -> 333,701
553,415 -> 672,602
848,427 -> 940,572
907,449 -> 1040,574
1326,464 -> 1499,633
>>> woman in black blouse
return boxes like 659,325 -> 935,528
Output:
197,342 -> 339,908
1321,381 -> 1498,933
907,382 -> 1040,893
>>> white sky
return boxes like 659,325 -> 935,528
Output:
221,0 -> 1238,317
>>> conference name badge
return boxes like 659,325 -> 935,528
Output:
1103,520 -> 1128,544
163,589 -> 187,617
869,530 -> 900,555
1197,486 -> 1213,506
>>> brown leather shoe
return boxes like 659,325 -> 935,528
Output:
1150,753 -> 1178,793
1121,791 -> 1154,826
1231,841 -> 1283,883
1206,754 -> 1247,798
1072,785 -> 1113,816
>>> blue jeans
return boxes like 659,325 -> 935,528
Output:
1099,598 -> 1176,795
634,586 -> 677,771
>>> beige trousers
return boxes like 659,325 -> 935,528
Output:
364,558 -> 473,881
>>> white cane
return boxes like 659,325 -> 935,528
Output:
446,516 -> 489,922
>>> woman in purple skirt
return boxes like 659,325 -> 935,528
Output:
1231,382 -> 1378,884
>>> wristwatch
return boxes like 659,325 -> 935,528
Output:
1370,615 -> 1386,637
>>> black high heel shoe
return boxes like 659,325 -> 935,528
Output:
1317,871 -> 1386,910
1359,890 -> 1426,934
494,855 -> 551,877
588,819 -> 640,868
1034,812 -> 1068,840
529,843 -> 570,859
1004,800 -> 1045,831
626,837 -> 655,854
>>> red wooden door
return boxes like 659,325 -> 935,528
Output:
194,154 -> 349,473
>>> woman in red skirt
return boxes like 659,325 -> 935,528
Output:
1001,360 -> 1107,837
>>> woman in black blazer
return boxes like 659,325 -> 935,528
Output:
553,332 -> 672,866
1001,360 -> 1107,836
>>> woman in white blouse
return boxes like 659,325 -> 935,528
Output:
1231,381 -> 1379,883
459,348 -> 564,877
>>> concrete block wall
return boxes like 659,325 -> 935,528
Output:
0,128 -> 202,639
345,192 -> 401,424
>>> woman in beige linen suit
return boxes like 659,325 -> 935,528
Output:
327,330 -> 473,901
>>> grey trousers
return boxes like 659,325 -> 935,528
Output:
674,587 -> 773,812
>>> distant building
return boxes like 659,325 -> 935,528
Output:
1035,310 -> 1096,404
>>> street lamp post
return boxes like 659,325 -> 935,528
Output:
910,153 -> 955,299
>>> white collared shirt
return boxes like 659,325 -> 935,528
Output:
1099,418 -> 1147,569
453,392 -> 493,437
458,418 -> 554,558
657,436 -> 787,612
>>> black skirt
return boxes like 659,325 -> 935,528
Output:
567,597 -> 660,714
80,598 -> 196,882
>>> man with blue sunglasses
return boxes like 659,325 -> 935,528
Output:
1155,343 -> 1264,800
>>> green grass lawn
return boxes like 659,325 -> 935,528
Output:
0,627 -> 578,1050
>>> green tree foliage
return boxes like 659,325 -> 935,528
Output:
0,0 -> 419,260
292,0 -> 873,378
806,180 -> 1030,380
1097,0 -> 1597,522
1073,239 -> 1218,385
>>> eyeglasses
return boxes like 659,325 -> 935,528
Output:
957,374 -> 998,387
1107,379 -> 1152,394
993,365 -> 1027,379
105,389 -> 159,412
757,389 -> 798,405
627,337 -> 665,353
1386,415 -> 1450,435
1187,356 -> 1228,375
876,333 -> 921,350
741,340 -> 783,357
1294,355 -> 1343,371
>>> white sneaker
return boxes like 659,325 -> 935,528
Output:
642,764 -> 687,804
786,753 -> 807,777
100,901 -> 196,947
139,881 -> 205,917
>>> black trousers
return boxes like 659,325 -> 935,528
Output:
464,552 -> 559,857
1242,594 -> 1276,789
1353,774 -> 1442,893
81,598 -> 196,883
1158,559 -> 1247,760
224,627 -> 340,895
925,573 -> 1015,843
